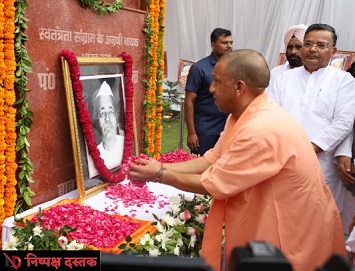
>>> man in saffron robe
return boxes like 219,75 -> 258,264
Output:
128,49 -> 346,271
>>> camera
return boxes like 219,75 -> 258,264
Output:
229,240 -> 354,271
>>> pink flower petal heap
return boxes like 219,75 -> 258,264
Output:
30,203 -> 141,248
105,183 -> 169,214
158,149 -> 198,163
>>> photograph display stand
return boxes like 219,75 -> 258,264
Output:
177,59 -> 195,88
61,51 -> 135,200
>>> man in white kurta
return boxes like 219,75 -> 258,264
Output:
267,24 -> 355,230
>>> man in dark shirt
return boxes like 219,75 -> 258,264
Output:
185,28 -> 233,155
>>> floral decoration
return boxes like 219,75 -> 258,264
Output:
4,212 -> 87,250
59,50 -> 134,183
29,203 -> 141,249
0,0 -> 18,231
119,193 -> 211,257
118,150 -> 208,257
143,0 -> 166,158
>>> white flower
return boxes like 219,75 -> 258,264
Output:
155,229 -> 174,251
156,222 -> 165,233
194,194 -> 205,200
3,235 -> 20,250
162,215 -> 175,227
177,238 -> 183,247
189,234 -> 197,248
169,195 -> 181,206
169,203 -> 180,214
32,226 -> 42,236
139,233 -> 151,246
66,240 -> 84,250
3,241 -> 17,250
174,245 -> 180,256
149,248 -> 161,257
184,196 -> 193,202
174,217 -> 184,225
58,236 -> 68,247
25,242 -> 34,250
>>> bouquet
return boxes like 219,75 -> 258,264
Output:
119,193 -> 211,257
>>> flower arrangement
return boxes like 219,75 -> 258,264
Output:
3,210 -> 87,250
5,202 -> 144,251
119,193 -> 211,257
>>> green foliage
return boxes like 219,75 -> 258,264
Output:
14,0 -> 35,214
79,0 -> 124,16
163,80 -> 180,112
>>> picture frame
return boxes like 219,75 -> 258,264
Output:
276,50 -> 355,71
61,53 -> 135,200
177,59 -> 195,88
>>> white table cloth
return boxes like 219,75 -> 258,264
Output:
2,181 -> 192,248
346,225 -> 355,254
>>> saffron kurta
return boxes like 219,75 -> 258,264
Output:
200,93 -> 346,271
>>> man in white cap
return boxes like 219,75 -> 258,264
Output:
270,24 -> 308,85
88,81 -> 124,177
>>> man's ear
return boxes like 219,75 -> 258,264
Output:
235,80 -> 246,94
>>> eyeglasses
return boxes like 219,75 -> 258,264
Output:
303,41 -> 333,50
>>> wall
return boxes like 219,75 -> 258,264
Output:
24,1 -> 146,205
164,0 -> 355,84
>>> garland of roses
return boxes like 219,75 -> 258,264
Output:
59,50 -> 134,183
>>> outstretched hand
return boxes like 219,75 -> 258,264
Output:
128,158 -> 161,183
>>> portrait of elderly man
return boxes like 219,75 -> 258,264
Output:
87,80 -> 124,178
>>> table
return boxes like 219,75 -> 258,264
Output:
1,181 -> 193,248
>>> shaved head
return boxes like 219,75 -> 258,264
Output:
219,49 -> 270,91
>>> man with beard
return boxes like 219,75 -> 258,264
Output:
268,23 -> 355,235
90,81 -> 124,175
269,24 -> 307,86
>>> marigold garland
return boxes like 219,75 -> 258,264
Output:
143,0 -> 165,158
59,50 -> 134,183
0,0 -> 18,227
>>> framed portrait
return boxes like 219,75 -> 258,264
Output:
276,50 -> 355,71
61,53 -> 134,200
177,59 -> 195,88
